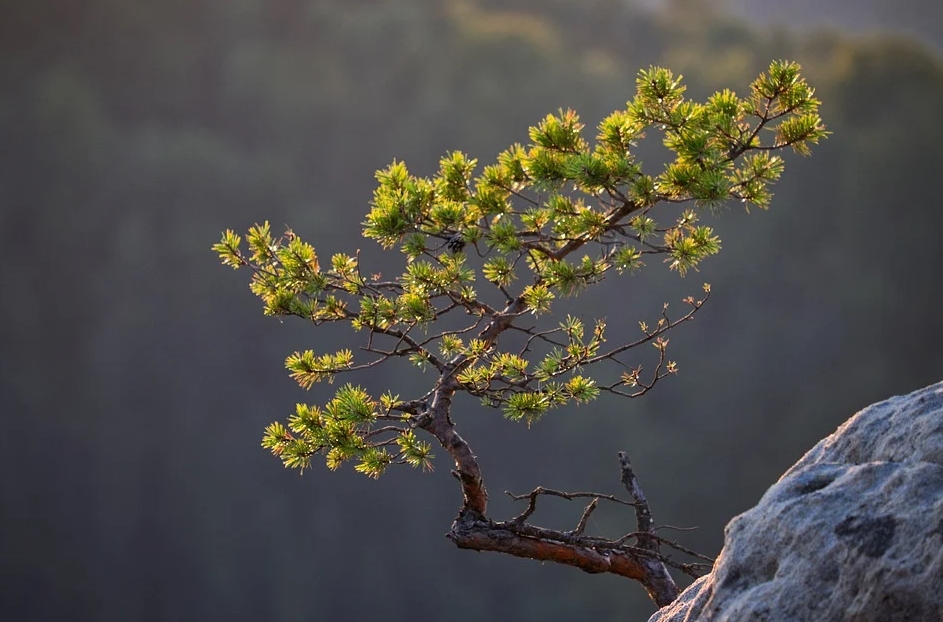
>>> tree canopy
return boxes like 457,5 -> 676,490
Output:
216,60 -> 825,606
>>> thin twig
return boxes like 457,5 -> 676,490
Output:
570,498 -> 599,536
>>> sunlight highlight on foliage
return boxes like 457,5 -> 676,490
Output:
216,60 -> 826,477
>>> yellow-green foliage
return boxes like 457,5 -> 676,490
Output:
216,60 -> 826,476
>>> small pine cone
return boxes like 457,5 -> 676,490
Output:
446,232 -> 466,253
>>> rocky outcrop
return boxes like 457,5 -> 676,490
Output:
650,381 -> 943,622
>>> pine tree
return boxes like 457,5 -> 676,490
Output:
215,60 -> 826,607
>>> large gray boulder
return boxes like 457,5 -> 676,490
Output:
651,381 -> 943,622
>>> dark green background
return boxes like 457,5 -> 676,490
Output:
3,1 -> 942,620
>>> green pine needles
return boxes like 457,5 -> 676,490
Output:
215,60 -> 826,479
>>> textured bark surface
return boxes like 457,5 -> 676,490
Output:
448,511 -> 649,580
620,452 -> 680,607
437,450 -> 691,608
418,381 -> 488,515
416,295 -> 699,608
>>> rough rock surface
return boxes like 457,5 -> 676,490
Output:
650,381 -> 943,622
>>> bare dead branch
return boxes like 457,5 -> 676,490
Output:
571,498 -> 599,536
442,451 -> 712,608
613,532 -> 715,565
618,451 -> 679,606
654,524 -> 700,533
506,486 -> 637,510
619,453 -> 655,541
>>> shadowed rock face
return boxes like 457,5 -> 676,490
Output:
651,381 -> 943,622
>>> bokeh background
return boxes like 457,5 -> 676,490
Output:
3,1 -> 942,620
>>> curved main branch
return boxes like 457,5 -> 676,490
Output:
425,425 -> 706,608
448,511 -> 650,580
418,379 -> 488,515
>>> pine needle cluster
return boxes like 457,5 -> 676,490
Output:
215,60 -> 826,478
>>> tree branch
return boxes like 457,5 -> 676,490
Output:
418,379 -> 488,515
448,511 -> 651,581
443,451 -> 709,609
619,451 -> 679,606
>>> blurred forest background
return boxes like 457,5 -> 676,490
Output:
2,1 -> 942,621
